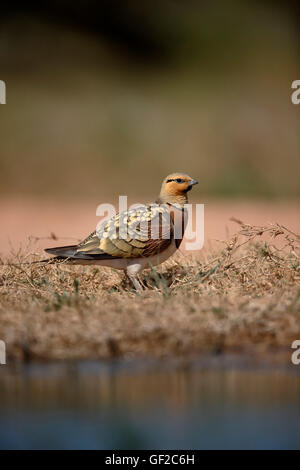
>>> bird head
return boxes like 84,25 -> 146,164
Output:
159,173 -> 198,206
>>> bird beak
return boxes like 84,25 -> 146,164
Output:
189,179 -> 198,187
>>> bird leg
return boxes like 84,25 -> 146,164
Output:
125,264 -> 143,291
128,274 -> 143,291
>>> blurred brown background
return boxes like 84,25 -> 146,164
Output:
0,0 -> 300,253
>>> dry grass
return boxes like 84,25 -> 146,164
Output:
0,221 -> 300,363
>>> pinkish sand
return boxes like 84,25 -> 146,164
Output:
1,197 -> 299,258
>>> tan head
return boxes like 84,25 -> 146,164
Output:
158,173 -> 198,206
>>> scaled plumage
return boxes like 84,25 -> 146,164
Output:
45,173 -> 198,289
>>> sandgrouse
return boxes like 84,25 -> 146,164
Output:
45,173 -> 198,289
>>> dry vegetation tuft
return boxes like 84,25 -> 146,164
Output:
0,221 -> 300,363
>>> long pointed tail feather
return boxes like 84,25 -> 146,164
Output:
45,244 -> 116,261
45,245 -> 78,258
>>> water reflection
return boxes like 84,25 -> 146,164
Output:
0,357 -> 299,449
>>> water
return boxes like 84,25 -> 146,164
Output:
0,356 -> 299,449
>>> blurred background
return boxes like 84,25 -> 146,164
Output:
1,2 -> 300,450
1,0 -> 300,199
0,0 -> 300,253
1,358 -> 300,449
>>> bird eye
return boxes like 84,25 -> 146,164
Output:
175,178 -> 184,183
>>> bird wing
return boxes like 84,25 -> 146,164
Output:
75,204 -> 174,260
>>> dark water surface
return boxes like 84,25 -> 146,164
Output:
0,355 -> 299,449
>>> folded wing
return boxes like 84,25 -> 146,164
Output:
45,204 -> 174,261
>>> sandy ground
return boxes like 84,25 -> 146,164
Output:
1,197 -> 299,257
1,197 -> 299,363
